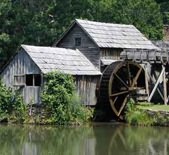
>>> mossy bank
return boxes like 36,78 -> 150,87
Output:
125,99 -> 169,126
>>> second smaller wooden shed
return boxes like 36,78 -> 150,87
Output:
1,45 -> 101,106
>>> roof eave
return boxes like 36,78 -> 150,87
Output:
21,45 -> 43,73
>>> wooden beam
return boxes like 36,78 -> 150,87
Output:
110,96 -> 119,117
144,65 -> 150,97
163,66 -> 168,105
131,67 -> 142,87
110,90 -> 129,97
114,73 -> 129,88
127,63 -> 131,86
148,66 -> 165,102
118,95 -> 128,116
147,70 -> 164,101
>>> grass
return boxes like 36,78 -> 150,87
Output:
136,102 -> 169,111
125,100 -> 169,126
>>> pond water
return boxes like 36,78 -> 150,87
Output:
0,123 -> 169,155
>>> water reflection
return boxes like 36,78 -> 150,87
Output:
0,124 -> 169,155
95,124 -> 169,155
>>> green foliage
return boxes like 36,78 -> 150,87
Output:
125,100 -> 169,126
111,0 -> 163,40
0,0 -> 163,66
156,0 -> 169,24
0,80 -> 26,123
125,99 -> 154,126
41,71 -> 93,125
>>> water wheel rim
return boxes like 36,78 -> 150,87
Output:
108,61 -> 144,118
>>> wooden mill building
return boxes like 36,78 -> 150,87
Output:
0,45 -> 101,105
1,19 -> 166,119
55,19 -> 158,71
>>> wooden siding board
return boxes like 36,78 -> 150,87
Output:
100,48 -> 122,60
57,24 -> 100,69
75,76 -> 100,105
1,50 -> 41,104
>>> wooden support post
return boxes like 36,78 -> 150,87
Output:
148,71 -> 164,101
163,66 -> 167,105
148,66 -> 165,102
144,64 -> 150,97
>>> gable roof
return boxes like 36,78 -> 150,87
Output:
56,19 -> 158,50
21,45 -> 101,75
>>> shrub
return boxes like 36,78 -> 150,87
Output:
41,71 -> 93,125
0,80 -> 26,123
125,99 -> 153,126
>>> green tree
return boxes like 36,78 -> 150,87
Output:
156,0 -> 169,25
111,0 -> 163,39
0,0 -> 163,67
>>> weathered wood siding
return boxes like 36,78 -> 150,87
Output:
24,87 -> 41,104
100,48 -> 122,60
1,50 -> 41,104
75,76 -> 100,105
57,24 -> 100,69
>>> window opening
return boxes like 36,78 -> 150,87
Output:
34,74 -> 41,86
75,37 -> 81,46
26,74 -> 41,86
26,74 -> 33,86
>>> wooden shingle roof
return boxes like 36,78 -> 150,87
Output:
74,19 -> 158,50
21,45 -> 101,75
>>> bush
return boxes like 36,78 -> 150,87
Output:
0,80 -> 26,123
125,99 -> 153,126
41,71 -> 93,125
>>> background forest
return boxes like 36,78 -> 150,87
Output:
0,0 -> 169,67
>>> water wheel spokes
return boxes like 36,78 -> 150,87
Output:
114,73 -> 129,89
108,61 -> 145,118
110,90 -> 129,97
131,67 -> 143,87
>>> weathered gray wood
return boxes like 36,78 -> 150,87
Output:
144,66 -> 150,97
1,50 -> 41,88
57,24 -> 100,69
1,50 -> 41,105
100,48 -> 122,60
163,67 -> 168,105
147,69 -> 164,101
24,87 -> 41,104
56,19 -> 158,50
148,66 -> 165,102
75,76 -> 100,106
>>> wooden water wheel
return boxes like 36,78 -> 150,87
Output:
98,61 -> 145,119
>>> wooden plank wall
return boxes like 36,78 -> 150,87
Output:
100,48 -> 122,60
57,24 -> 100,69
75,76 -> 100,106
1,50 -> 41,104
24,87 -> 41,104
